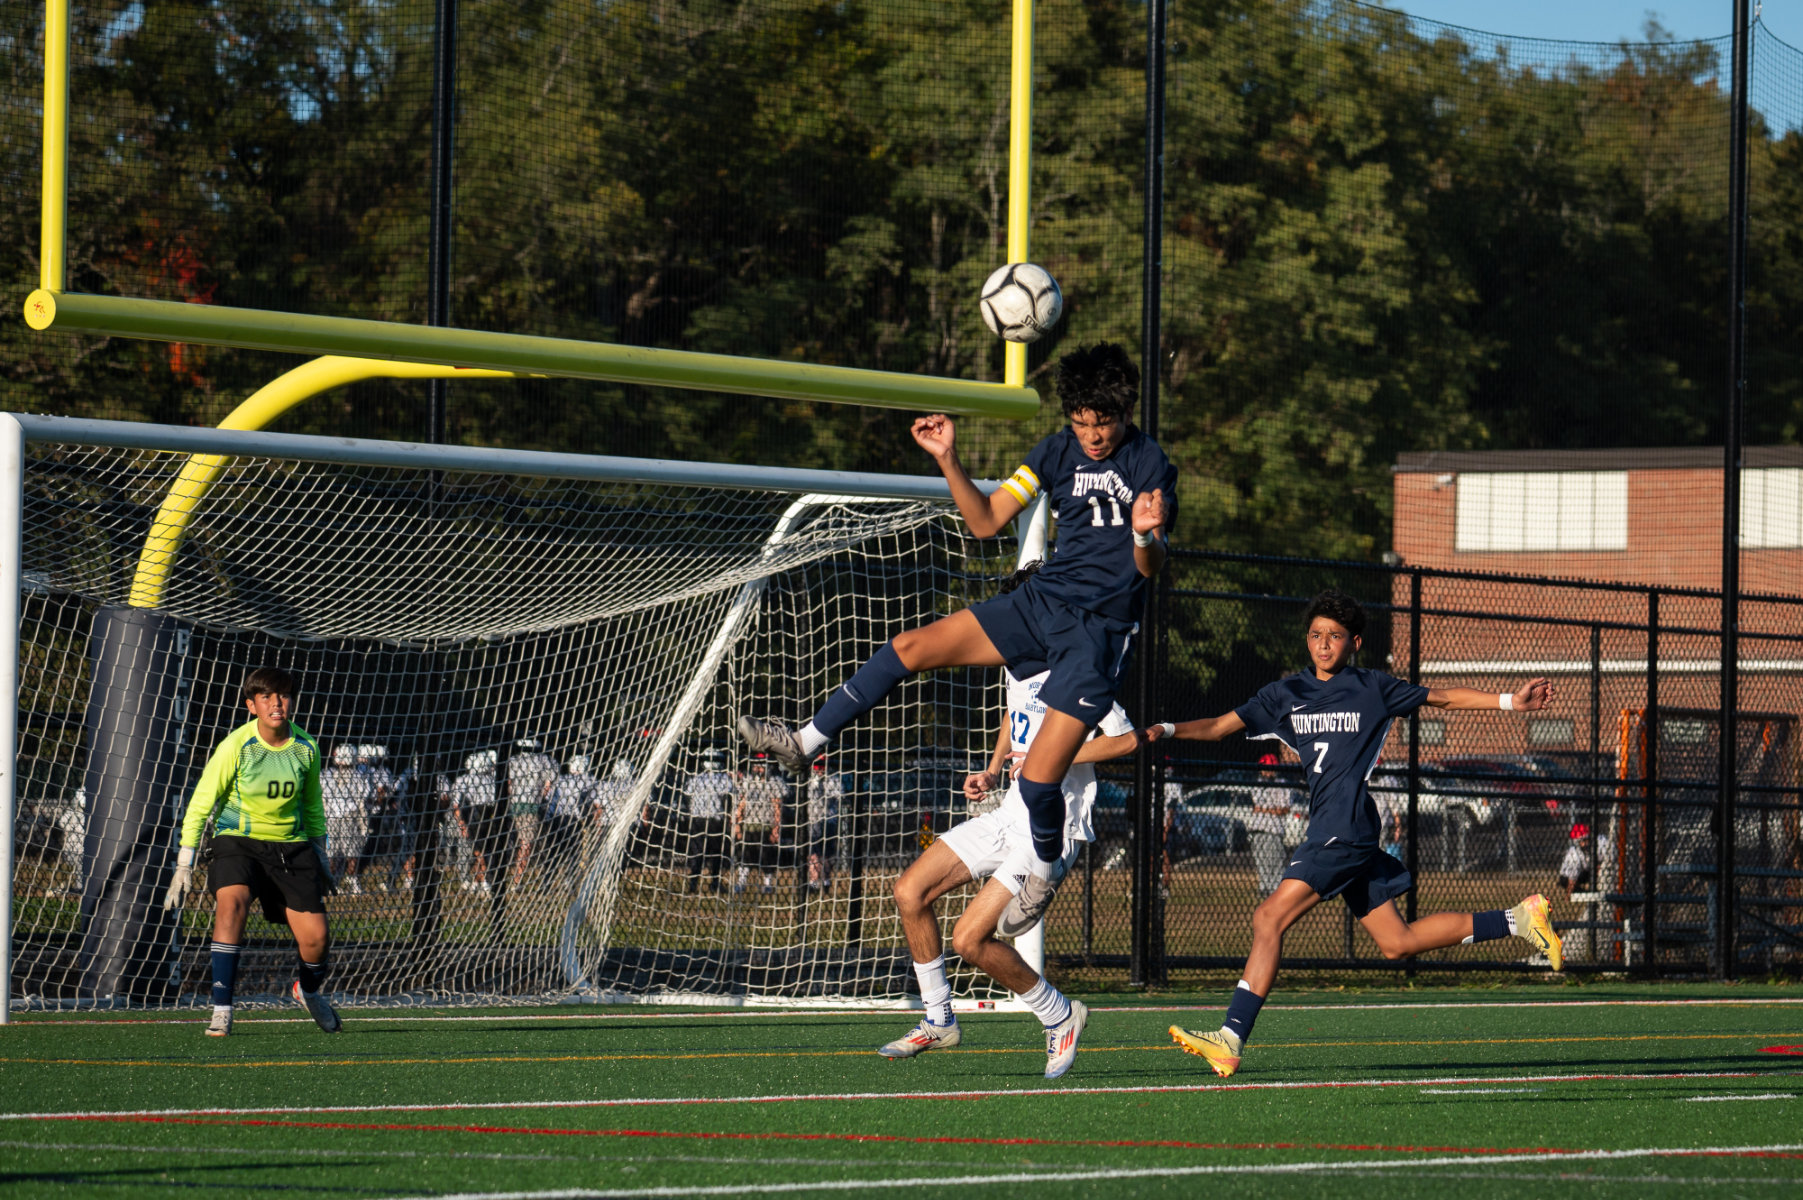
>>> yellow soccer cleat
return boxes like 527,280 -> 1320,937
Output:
1169,1025 -> 1242,1078
1513,892 -> 1563,972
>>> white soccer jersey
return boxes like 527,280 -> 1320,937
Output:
994,667 -> 1132,843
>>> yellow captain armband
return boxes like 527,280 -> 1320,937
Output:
1000,464 -> 1040,507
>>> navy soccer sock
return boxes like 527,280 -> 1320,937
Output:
1470,909 -> 1509,943
1018,777 -> 1066,866
1223,981 -> 1265,1044
296,954 -> 329,995
811,642 -> 912,739
210,942 -> 241,1007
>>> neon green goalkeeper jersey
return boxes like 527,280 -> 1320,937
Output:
179,719 -> 326,848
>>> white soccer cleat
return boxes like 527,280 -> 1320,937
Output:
734,715 -> 809,773
205,1007 -> 233,1037
1044,1000 -> 1088,1079
1170,1025 -> 1242,1077
878,1019 -> 962,1059
292,980 -> 342,1033
998,870 -> 1060,939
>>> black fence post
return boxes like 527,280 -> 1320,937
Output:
1405,569 -> 1421,934
1644,590 -> 1660,975
1129,0 -> 1168,992
426,0 -> 458,446
1721,0 -> 1752,982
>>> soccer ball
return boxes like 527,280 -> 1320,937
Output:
979,262 -> 1063,343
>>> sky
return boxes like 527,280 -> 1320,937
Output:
1385,1 -> 1798,48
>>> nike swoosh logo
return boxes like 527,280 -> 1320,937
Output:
1288,860 -> 1301,866
1077,698 -> 1097,708
1292,704 -> 1307,711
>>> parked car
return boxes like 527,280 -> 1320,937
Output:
1172,787 -> 1252,857
855,754 -> 981,862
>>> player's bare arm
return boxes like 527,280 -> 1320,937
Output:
1131,488 -> 1168,577
1425,677 -> 1555,712
1167,711 -> 1248,743
1071,723 -> 1168,765
963,714 -> 1011,800
911,414 -> 1024,537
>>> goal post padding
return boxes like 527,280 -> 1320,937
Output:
3,415 -> 1034,1009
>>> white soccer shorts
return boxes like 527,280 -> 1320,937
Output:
939,809 -> 1083,895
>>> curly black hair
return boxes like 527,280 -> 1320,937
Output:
1054,343 -> 1138,423
1302,588 -> 1366,639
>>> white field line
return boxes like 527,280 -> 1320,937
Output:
8,1066 -> 1800,1122
0,1139 -> 1081,1173
1419,1088 -> 1545,1095
1684,1094 -> 1797,1102
14,996 -> 1803,1026
364,1145 -> 1803,1200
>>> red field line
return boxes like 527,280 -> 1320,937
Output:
10,1065 -> 1802,1123
54,1112 -> 1588,1156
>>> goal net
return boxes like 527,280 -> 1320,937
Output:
4,417 -> 1029,1009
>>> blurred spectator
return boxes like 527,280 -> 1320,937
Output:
321,744 -> 373,895
1247,753 -> 1291,896
805,757 -> 843,891
507,738 -> 560,888
1558,823 -> 1613,897
1371,763 -> 1406,861
359,745 -> 409,892
542,756 -> 598,885
684,750 -> 734,893
453,748 -> 502,894
733,754 -> 788,894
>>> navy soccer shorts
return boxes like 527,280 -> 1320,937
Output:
1282,837 -> 1413,918
970,581 -> 1137,723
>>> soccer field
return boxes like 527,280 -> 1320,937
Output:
2,984 -> 1800,1198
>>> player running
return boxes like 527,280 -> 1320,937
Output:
163,666 -> 341,1037
1164,589 -> 1563,1077
881,642 -> 1164,1078
737,343 -> 1177,937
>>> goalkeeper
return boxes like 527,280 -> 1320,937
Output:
163,666 -> 341,1037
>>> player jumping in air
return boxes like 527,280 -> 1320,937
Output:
881,568 -> 1169,1078
163,666 -> 341,1037
1165,589 -> 1563,1077
737,343 -> 1177,936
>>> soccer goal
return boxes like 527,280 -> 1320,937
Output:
0,415 -> 1047,1012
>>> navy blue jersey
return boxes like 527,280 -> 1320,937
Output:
1234,667 -> 1429,845
998,426 -> 1179,625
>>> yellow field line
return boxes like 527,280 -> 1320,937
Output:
3,1031 -> 1794,1070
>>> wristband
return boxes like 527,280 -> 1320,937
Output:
1498,692 -> 1514,711
176,845 -> 198,869
1133,528 -> 1158,549
1158,722 -> 1176,737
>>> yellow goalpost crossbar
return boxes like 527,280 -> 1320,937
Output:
24,0 -> 1041,423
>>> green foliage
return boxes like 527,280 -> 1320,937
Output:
3,0 -> 1798,558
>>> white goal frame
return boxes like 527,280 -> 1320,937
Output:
0,413 -> 1050,1020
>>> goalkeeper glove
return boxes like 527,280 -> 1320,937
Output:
163,845 -> 198,911
310,836 -> 336,893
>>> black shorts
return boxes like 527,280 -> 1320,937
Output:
1282,838 -> 1412,918
970,581 -> 1136,721
209,835 -> 329,925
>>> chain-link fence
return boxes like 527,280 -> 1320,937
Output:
1047,549 -> 1803,981
8,1 -> 1803,988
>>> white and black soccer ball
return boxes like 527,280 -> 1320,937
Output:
979,262 -> 1063,343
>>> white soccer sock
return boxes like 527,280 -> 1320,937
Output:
1505,905 -> 1520,935
1026,855 -> 1059,882
914,955 -> 955,1026
798,723 -> 829,758
1017,976 -> 1072,1028
212,1004 -> 232,1016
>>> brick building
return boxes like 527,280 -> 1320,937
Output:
1384,447 -> 1803,765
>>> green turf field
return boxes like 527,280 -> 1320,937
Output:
2,984 -> 1800,1197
